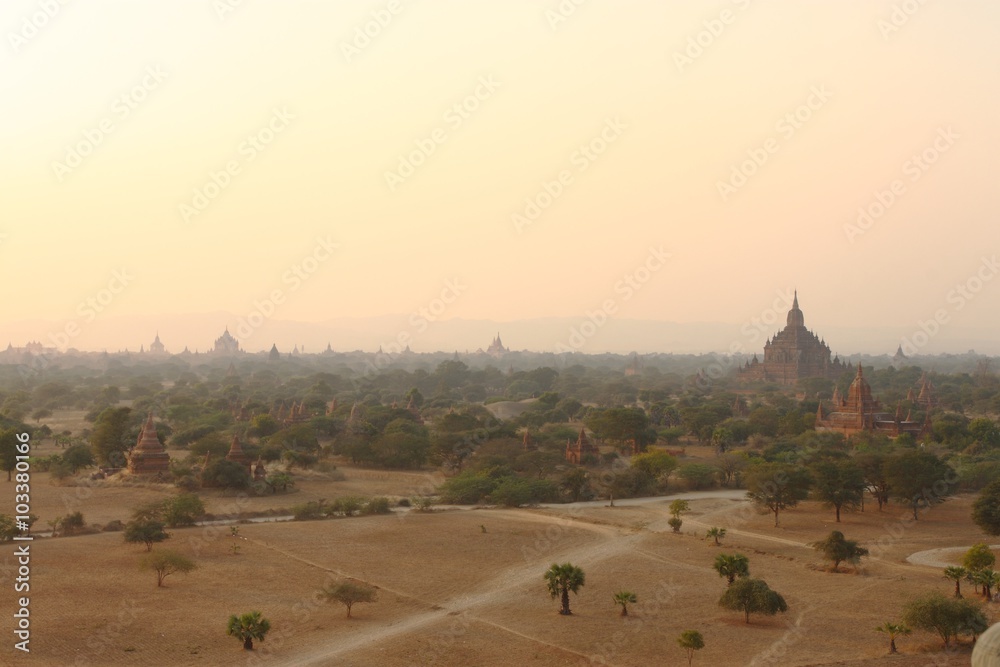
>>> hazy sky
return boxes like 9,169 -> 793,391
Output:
2,1 -> 999,353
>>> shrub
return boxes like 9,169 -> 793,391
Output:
364,497 -> 392,515
292,500 -> 328,521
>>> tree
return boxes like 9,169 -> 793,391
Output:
668,499 -> 688,533
718,577 -> 787,623
123,518 -> 169,551
162,494 -> 205,527
678,463 -> 717,490
706,527 -> 726,546
972,479 -> 1000,535
560,468 -> 591,502
855,451 -> 891,511
226,610 -> 271,651
713,553 -> 750,586
139,550 -> 196,587
745,462 -> 812,527
323,580 -> 378,618
884,450 -> 955,520
89,407 -> 134,467
630,450 -> 678,485
972,569 -> 999,601
612,590 -> 636,617
62,444 -> 95,472
944,566 -> 967,598
812,530 -> 868,571
677,630 -> 705,666
811,459 -> 865,522
544,563 -> 585,615
902,592 -> 988,647
0,430 -> 21,482
963,543 -> 996,574
875,621 -> 911,654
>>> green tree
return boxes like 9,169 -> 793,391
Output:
972,569 -> 999,601
201,459 -> 250,490
811,530 -> 868,571
706,527 -> 726,546
544,563 -> 586,615
560,468 -> 591,502
89,407 -> 134,467
713,553 -> 750,586
139,549 -> 196,587
944,566 -> 967,598
62,444 -> 95,472
678,463 -> 717,490
612,590 -> 637,617
630,450 -> 678,485
811,459 -> 865,522
123,518 -> 169,551
902,592 -> 988,647
162,493 -> 205,527
226,610 -> 271,651
718,577 -> 787,624
855,451 -> 891,511
875,621 -> 911,654
323,580 -> 378,618
677,630 -> 705,666
745,462 -> 812,527
962,543 -> 996,574
0,430 -> 19,482
972,479 -> 1000,535
884,450 -> 955,520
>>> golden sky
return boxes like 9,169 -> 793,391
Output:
2,0 -> 999,352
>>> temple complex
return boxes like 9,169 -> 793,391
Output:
815,363 -> 930,438
565,428 -> 599,464
213,327 -> 241,354
148,332 -> 166,354
127,413 -> 171,475
479,333 -> 509,358
739,292 -> 848,385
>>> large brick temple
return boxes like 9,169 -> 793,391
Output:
739,292 -> 847,385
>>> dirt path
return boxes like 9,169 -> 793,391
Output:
906,543 -> 1000,568
254,515 -> 640,667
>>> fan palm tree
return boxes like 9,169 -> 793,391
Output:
875,621 -> 911,654
544,563 -> 586,615
706,527 -> 726,546
612,590 -> 637,616
943,566 -> 967,598
713,553 -> 749,586
226,611 -> 271,651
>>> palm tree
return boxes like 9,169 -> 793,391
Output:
226,611 -> 271,651
544,563 -> 586,615
943,566 -> 967,598
612,590 -> 637,617
875,621 -> 911,654
706,527 -> 726,546
974,569 -> 1000,601
713,553 -> 749,586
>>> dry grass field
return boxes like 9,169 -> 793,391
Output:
0,413 -> 993,665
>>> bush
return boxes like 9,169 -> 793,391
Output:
397,498 -> 411,507
364,497 -> 392,515
668,516 -> 683,532
331,496 -> 365,517
201,459 -> 251,491
489,477 -> 559,507
438,471 -> 498,504
60,512 -> 87,535
292,500 -> 328,521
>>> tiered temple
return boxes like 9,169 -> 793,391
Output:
815,363 -> 930,438
565,428 -> 599,464
127,413 -> 171,474
739,292 -> 848,385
